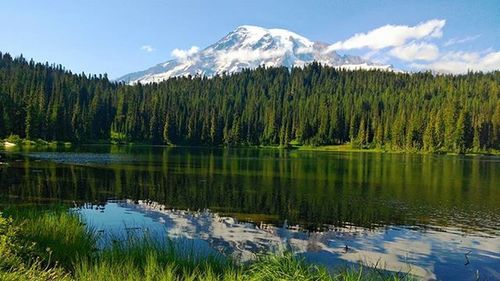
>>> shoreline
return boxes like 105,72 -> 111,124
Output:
2,138 -> 499,156
1,205 -> 417,281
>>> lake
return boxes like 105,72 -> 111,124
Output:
1,145 -> 499,280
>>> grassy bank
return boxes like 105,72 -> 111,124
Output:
291,144 -> 387,153
2,133 -> 498,156
0,207 -> 415,281
238,142 -> 500,156
284,143 -> 500,156
1,134 -> 71,148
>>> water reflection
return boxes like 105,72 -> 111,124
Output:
1,146 -> 499,233
77,200 -> 500,281
2,146 -> 500,280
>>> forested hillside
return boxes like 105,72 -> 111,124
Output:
1,52 -> 499,153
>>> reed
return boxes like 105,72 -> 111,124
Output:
4,206 -> 97,270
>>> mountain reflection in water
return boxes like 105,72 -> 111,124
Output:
76,200 -> 500,281
1,146 -> 499,280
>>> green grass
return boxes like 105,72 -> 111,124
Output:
0,210 -> 71,280
281,143 -> 500,156
1,135 -> 71,148
74,237 -> 241,281
293,144 -> 386,153
0,207 -> 416,281
245,252 -> 331,281
7,208 -> 96,270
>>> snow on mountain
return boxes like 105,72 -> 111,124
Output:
118,25 -> 392,84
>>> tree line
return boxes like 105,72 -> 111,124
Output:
1,52 -> 499,153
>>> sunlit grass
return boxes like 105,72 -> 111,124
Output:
4,206 -> 97,270
244,252 -> 332,281
0,211 -> 71,280
74,235 -> 238,280
74,241 -> 242,281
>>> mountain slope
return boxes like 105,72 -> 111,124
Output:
118,25 -> 391,83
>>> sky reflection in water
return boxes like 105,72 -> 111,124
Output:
2,146 -> 499,280
77,201 -> 500,281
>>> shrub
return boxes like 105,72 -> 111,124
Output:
4,134 -> 22,144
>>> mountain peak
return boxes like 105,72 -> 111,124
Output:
118,26 -> 391,84
234,25 -> 266,33
212,25 -> 313,53
233,25 -> 311,42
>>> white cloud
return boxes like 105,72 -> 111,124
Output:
329,19 -> 498,73
171,46 -> 200,62
328,19 -> 446,51
444,35 -> 480,47
141,45 -> 155,53
411,50 -> 500,74
390,42 -> 440,61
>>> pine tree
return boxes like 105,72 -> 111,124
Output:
0,52 -> 498,153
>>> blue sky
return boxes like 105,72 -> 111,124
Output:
1,0 -> 499,77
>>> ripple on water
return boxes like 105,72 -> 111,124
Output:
27,152 -> 135,165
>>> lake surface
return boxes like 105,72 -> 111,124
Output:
1,145 -> 499,280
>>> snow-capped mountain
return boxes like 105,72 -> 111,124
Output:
118,25 -> 392,84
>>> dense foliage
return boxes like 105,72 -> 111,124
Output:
1,52 -> 499,153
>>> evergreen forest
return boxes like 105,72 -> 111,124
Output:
1,52 -> 499,153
